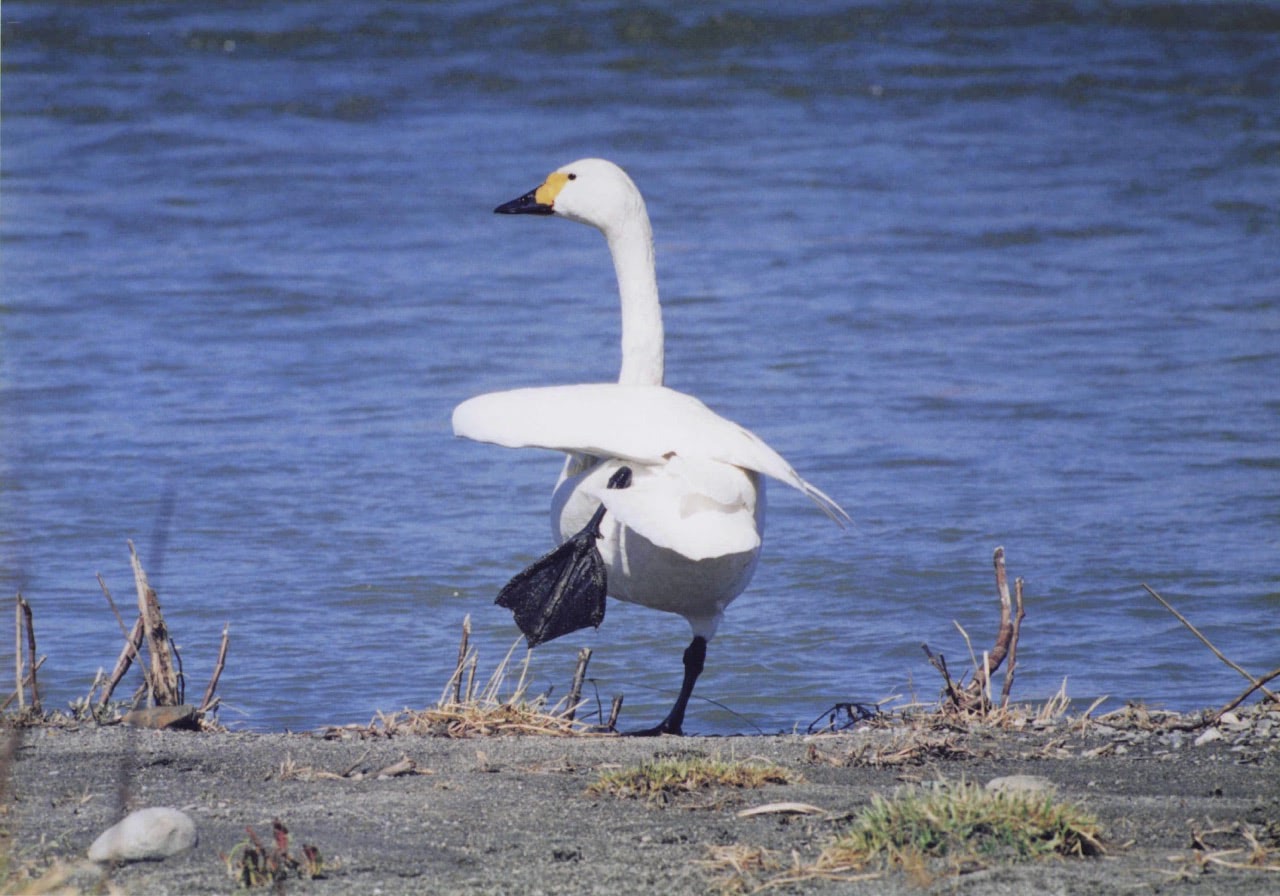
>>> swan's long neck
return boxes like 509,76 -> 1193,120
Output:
604,206 -> 664,387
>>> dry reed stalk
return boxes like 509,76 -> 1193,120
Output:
13,595 -> 24,712
1000,576 -> 1025,707
8,595 -> 42,713
565,647 -> 591,722
200,623 -> 231,714
383,627 -> 604,737
1217,665 -> 1280,716
1143,584 -> 1277,705
451,614 -> 471,705
1,656 -> 47,713
98,616 -> 146,708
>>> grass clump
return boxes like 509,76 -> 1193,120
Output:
818,779 -> 1103,879
588,755 -> 796,804
372,627 -> 599,738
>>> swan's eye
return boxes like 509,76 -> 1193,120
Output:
567,173 -> 577,180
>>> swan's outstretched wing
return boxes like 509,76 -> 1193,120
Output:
452,384 -> 849,525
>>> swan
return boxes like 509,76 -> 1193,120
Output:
452,158 -> 848,735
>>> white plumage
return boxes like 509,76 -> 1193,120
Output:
452,158 -> 847,734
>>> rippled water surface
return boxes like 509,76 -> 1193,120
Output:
3,2 -> 1278,732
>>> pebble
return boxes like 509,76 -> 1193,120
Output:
88,807 -> 197,863
985,774 -> 1055,794
1194,727 -> 1224,747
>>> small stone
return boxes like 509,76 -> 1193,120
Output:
121,705 -> 200,730
985,775 -> 1055,794
88,807 -> 197,863
1194,727 -> 1224,747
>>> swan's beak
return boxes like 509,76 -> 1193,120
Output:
494,188 -> 554,216
495,171 -> 570,216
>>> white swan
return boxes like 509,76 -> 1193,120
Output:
453,158 -> 848,734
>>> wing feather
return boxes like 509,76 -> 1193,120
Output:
453,384 -> 850,525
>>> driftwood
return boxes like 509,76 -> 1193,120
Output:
94,543 -> 228,723
2,544 -> 227,724
130,540 -> 183,706
923,546 -> 1025,713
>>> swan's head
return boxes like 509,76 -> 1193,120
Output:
495,158 -> 646,236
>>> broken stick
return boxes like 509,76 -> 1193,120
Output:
130,540 -> 182,706
565,647 -> 592,722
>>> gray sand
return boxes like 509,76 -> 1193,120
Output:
4,712 -> 1278,894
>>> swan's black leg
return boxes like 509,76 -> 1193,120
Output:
495,466 -> 632,647
628,636 -> 707,737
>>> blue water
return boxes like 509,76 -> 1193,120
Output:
3,3 -> 1277,733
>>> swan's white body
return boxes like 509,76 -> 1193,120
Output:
453,159 -> 847,729
455,382 -> 846,635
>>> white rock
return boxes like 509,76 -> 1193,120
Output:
985,774 -> 1055,795
1193,727 -> 1224,747
88,807 -> 197,863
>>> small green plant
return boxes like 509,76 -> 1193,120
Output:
818,779 -> 1103,880
223,819 -> 323,889
588,755 -> 796,803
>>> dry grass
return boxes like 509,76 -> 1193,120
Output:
371,635 -> 602,738
1175,822 -> 1280,875
804,686 -> 1077,769
588,755 -> 797,804
0,860 -> 78,896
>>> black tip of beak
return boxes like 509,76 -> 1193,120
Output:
495,188 -> 555,216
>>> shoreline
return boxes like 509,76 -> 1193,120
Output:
3,704 -> 1278,894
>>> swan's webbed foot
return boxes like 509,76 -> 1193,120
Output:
495,466 -> 632,648
625,636 -> 707,737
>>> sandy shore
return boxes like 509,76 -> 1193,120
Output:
3,707 -> 1278,895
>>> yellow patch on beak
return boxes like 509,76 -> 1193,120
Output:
534,172 -> 571,207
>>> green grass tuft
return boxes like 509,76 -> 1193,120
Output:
820,779 -> 1103,878
589,755 -> 796,803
